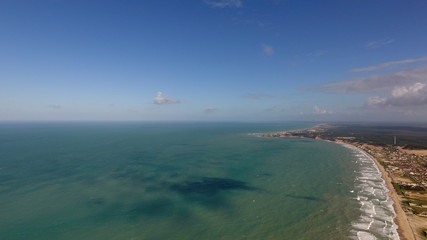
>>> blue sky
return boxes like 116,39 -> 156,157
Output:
1,0 -> 427,122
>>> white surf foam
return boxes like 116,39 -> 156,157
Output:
340,143 -> 400,240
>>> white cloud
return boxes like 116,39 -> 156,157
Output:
391,82 -> 425,97
304,62 -> 427,118
205,107 -> 217,113
350,56 -> 427,73
388,82 -> 427,107
365,39 -> 395,49
153,92 -> 181,105
363,96 -> 387,108
262,44 -> 274,56
313,106 -> 331,114
313,64 -> 427,110
364,82 -> 427,108
204,0 -> 242,8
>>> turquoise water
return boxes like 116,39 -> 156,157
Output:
0,122 -> 362,240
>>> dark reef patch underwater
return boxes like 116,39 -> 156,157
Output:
170,177 -> 256,196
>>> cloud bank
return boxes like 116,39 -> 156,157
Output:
364,82 -> 427,108
318,65 -> 427,94
311,64 -> 427,114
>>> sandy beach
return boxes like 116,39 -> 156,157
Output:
347,143 -> 417,240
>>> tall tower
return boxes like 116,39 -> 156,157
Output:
393,136 -> 396,145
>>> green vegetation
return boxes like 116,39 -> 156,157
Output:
393,183 -> 404,195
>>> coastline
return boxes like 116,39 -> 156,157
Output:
262,124 -> 427,239
340,141 -> 416,240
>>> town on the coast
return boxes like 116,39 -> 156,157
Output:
263,124 -> 427,239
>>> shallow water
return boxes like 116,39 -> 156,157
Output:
0,122 -> 394,239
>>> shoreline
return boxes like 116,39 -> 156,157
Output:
262,124 -> 427,239
264,132 -> 418,239
339,141 -> 416,240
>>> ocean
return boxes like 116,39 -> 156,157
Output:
0,122 -> 398,240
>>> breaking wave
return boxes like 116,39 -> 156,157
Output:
341,144 -> 399,240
